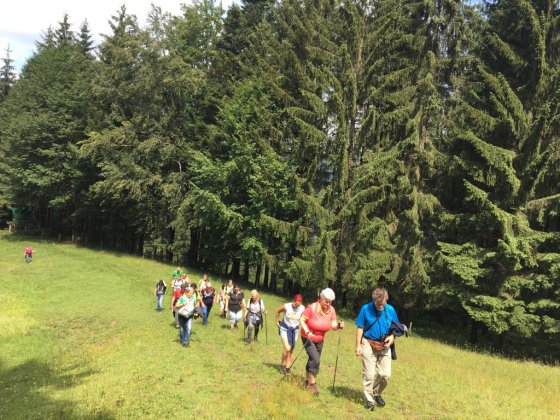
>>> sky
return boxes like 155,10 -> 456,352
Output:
0,1 -> 237,72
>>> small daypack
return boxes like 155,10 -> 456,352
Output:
156,281 -> 166,295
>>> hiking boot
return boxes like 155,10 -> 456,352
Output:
364,402 -> 375,411
285,367 -> 291,374
309,382 -> 319,396
279,365 -> 286,374
374,396 -> 385,407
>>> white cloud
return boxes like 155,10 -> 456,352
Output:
0,0 -> 238,72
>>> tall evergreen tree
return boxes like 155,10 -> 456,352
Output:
55,13 -> 75,45
0,45 -> 16,101
77,19 -> 95,57
1,36 -> 94,232
35,26 -> 56,50
432,0 -> 560,343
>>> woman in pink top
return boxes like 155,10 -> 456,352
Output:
299,288 -> 344,395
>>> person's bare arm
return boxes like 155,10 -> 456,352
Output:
355,327 -> 364,356
275,305 -> 286,327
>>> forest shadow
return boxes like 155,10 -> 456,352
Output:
413,322 -> 560,365
0,359 -> 114,419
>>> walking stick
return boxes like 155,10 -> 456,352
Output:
332,330 -> 342,393
265,313 -> 268,345
277,339 -> 308,386
287,340 -> 306,371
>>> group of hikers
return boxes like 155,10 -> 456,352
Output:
154,267 -> 406,411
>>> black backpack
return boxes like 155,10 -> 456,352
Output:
156,280 -> 166,295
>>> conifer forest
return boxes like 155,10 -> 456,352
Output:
1,0 -> 559,356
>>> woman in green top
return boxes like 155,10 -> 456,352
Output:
175,285 -> 196,348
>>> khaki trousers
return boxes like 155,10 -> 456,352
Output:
361,337 -> 391,403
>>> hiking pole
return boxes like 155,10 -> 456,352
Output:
331,329 -> 342,393
287,340 -> 307,371
276,340 -> 308,386
265,313 -> 268,345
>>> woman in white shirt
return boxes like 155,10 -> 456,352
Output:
244,290 -> 266,344
275,294 -> 304,374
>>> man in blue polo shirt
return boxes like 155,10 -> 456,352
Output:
355,287 -> 400,411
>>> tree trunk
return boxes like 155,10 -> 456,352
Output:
224,257 -> 230,276
262,263 -> 269,289
254,260 -> 262,287
166,227 -> 174,261
231,257 -> 241,281
243,259 -> 250,283
283,277 -> 292,296
270,271 -> 277,293
494,333 -> 504,351
470,320 -> 479,344
188,228 -> 199,266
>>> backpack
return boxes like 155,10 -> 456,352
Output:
156,281 -> 166,295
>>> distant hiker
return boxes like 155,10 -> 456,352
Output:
24,246 -> 34,263
175,284 -> 196,348
244,290 -> 266,344
300,288 -> 344,395
172,274 -> 184,291
154,279 -> 167,312
218,284 -> 226,317
224,279 -> 234,295
225,285 -> 245,330
170,286 -> 184,328
222,280 -> 234,317
199,273 -> 209,291
201,281 -> 216,326
355,287 -> 401,411
190,283 -> 204,320
275,294 -> 304,373
172,266 -> 183,279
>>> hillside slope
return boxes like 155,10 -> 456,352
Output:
1,233 -> 559,419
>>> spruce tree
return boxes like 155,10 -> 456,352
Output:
77,20 -> 95,57
54,13 -> 75,45
35,26 -> 56,50
432,0 -> 560,342
0,45 -> 16,101
1,37 -> 94,233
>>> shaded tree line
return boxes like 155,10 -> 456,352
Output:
0,0 -> 559,353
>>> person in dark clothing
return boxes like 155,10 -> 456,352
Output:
201,282 -> 216,326
225,285 -> 245,330
154,279 -> 167,312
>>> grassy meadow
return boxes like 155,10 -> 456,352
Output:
1,232 -> 559,419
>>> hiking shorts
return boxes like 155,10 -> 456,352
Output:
229,310 -> 242,324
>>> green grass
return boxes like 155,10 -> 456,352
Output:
1,232 -> 559,419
